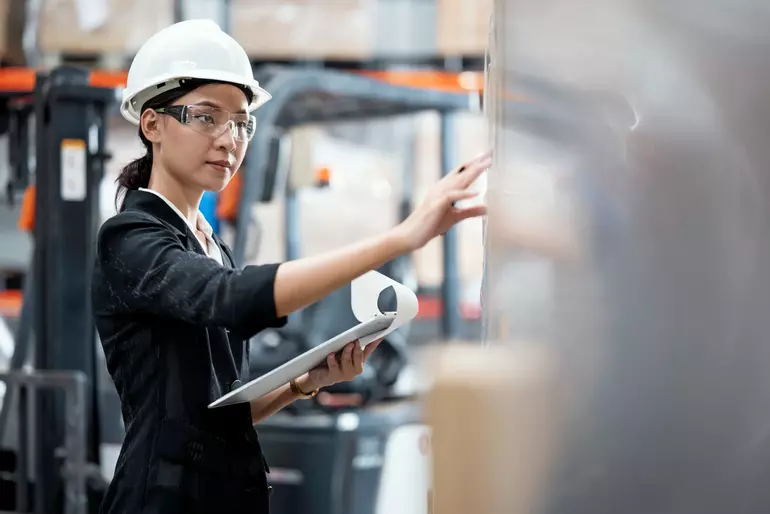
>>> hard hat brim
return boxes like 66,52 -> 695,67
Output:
120,68 -> 272,125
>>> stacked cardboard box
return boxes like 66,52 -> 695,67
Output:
436,0 -> 494,56
37,0 -> 174,55
231,0 -> 374,60
230,0 -> 436,60
33,0 -> 491,59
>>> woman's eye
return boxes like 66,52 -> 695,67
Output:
194,114 -> 215,124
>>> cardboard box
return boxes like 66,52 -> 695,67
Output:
231,0 -> 436,60
425,344 -> 559,514
38,0 -> 174,55
436,0 -> 493,56
231,0 -> 375,60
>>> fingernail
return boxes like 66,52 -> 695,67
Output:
458,165 -> 466,173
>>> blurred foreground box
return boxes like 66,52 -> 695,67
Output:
425,344 -> 560,514
37,0 -> 174,55
231,0 -> 436,60
436,0 -> 493,56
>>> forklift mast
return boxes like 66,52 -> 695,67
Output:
0,65 -> 115,514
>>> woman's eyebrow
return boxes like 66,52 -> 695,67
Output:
194,100 -> 248,114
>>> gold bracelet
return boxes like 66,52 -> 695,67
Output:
290,378 -> 319,399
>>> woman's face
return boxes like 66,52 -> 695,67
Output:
146,83 -> 251,193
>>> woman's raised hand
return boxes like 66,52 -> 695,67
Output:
394,151 -> 491,252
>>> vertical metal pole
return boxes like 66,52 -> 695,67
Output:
172,0 -> 184,23
440,113 -> 462,340
64,375 -> 88,514
400,119 -> 416,223
284,187 -> 300,262
275,133 -> 297,263
18,105 -> 31,191
220,0 -> 232,34
33,69 -> 54,514
17,386 -> 29,512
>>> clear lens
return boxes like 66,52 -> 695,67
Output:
184,105 -> 256,142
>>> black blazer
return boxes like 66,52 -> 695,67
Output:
91,189 -> 287,514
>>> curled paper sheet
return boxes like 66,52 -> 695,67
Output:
351,270 -> 420,345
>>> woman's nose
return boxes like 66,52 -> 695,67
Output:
215,121 -> 238,151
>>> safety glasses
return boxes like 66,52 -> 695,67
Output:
155,104 -> 256,143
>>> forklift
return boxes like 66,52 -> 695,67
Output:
0,65 -> 119,514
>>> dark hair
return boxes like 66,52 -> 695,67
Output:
115,129 -> 153,212
114,90 -> 176,212
114,79 -> 255,211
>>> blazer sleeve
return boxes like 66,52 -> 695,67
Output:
96,211 -> 287,338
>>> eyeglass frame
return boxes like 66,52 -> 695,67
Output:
153,104 -> 257,143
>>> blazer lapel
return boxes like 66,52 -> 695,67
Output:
214,234 -> 237,269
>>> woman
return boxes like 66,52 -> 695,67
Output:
92,19 -> 490,514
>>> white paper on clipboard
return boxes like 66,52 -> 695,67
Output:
350,269 -> 420,345
207,270 -> 419,408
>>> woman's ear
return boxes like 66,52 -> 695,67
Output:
141,110 -> 162,143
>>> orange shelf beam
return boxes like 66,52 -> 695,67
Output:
0,67 -> 128,93
0,66 -> 526,102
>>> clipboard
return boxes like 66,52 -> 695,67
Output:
208,269 -> 419,409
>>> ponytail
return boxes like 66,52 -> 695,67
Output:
115,130 -> 153,212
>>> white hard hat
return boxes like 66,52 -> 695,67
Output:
120,19 -> 271,125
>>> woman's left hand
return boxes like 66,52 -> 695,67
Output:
303,339 -> 383,391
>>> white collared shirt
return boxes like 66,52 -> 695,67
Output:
138,188 -> 224,266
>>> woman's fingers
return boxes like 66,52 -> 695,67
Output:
448,151 -> 492,177
457,154 -> 491,187
445,190 -> 479,206
339,342 -> 355,377
439,157 -> 490,199
323,340 -> 382,386
353,342 -> 364,374
455,152 -> 491,177
327,352 -> 339,374
454,203 -> 487,222
363,339 -> 382,360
